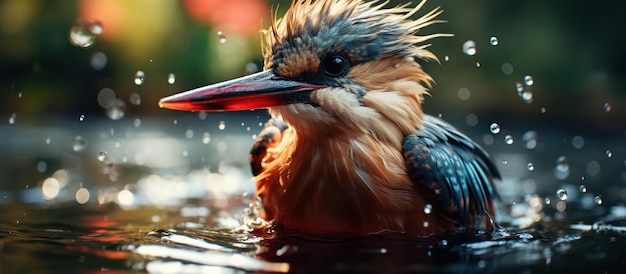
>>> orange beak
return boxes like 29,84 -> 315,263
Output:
158,70 -> 326,111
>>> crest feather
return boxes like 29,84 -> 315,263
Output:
263,0 -> 450,68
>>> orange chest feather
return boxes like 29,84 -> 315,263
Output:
253,129 -> 438,234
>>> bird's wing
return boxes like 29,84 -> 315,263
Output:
249,118 -> 288,176
402,115 -> 500,224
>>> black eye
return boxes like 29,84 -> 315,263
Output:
322,54 -> 350,77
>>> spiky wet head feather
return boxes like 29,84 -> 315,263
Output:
263,0 -> 447,76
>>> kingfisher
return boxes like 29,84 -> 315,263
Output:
159,0 -> 500,236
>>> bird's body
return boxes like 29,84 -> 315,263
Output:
160,0 -> 500,237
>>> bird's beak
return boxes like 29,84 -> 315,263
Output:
159,70 -> 326,111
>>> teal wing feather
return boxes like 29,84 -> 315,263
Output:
403,115 -> 500,225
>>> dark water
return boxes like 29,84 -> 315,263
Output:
1,115 -> 625,273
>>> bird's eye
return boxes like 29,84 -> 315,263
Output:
322,54 -> 350,77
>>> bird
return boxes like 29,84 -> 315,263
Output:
159,0 -> 500,237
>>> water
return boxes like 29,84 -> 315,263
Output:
2,115 -> 625,273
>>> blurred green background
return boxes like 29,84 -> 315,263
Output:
1,0 -> 624,129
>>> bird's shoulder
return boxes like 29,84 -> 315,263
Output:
402,115 -> 500,225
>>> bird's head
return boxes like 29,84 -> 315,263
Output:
160,0 -> 448,138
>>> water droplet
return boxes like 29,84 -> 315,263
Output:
475,61 -> 481,68
90,52 -> 107,70
68,20 -> 96,48
202,132 -> 211,144
489,123 -> 501,134
605,150 -> 612,158
173,119 -> 178,125
579,185 -> 587,193
544,197 -> 551,205
443,55 -> 449,62
167,73 -> 176,84
527,163 -> 535,171
8,113 -> 16,124
423,221 -> 429,227
603,102 -> 611,112
79,114 -> 85,122
245,63 -> 259,75
501,160 -> 508,165
105,99 -> 126,120
37,161 -> 47,173
198,112 -> 207,120
504,135 -> 514,144
465,113 -> 478,127
521,130 -> 537,149
554,156 -> 570,180
73,135 -> 87,152
462,40 -> 477,56
515,82 -> 524,95
185,129 -> 194,139
424,204 -> 432,214
45,137 -> 51,144
134,71 -> 145,85
524,75 -> 534,86
75,187 -> 90,204
218,121 -> 226,130
88,21 -> 103,35
489,36 -> 499,46
518,233 -> 533,240
594,195 -> 603,205
133,118 -> 141,127
129,93 -> 141,105
522,90 -> 533,103
457,87 -> 470,100
540,107 -> 547,113
217,31 -> 227,43
97,151 -> 108,162
556,189 -> 568,200
97,88 -> 116,108
571,135 -> 585,149
501,63 -> 513,75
